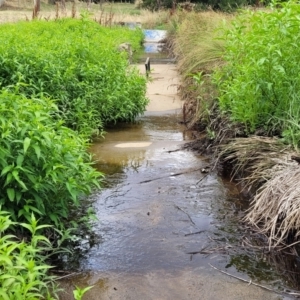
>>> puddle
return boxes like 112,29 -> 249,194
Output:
59,110 -> 295,300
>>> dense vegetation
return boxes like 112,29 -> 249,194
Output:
172,1 -> 300,264
0,90 -> 101,227
0,17 -> 147,298
141,0 -> 274,11
0,211 -> 57,299
214,1 -> 300,148
0,18 -> 148,137
171,1 -> 300,148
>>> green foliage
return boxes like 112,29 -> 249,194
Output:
141,0 -> 268,11
214,1 -> 300,147
0,210 -> 59,300
197,0 -> 262,11
0,18 -> 148,137
0,89 -> 102,228
73,285 -> 94,300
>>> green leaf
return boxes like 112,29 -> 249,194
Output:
33,145 -> 41,160
1,165 -> 14,177
7,189 -> 15,202
0,289 -> 10,300
23,137 -> 31,154
20,223 -> 33,234
0,254 -> 13,266
16,155 -> 24,167
0,276 -> 16,290
12,170 -> 27,190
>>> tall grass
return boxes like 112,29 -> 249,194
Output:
173,11 -> 229,77
170,10 -> 231,129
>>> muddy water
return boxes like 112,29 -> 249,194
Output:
59,65 -> 294,300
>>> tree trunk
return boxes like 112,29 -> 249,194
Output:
87,0 -> 91,10
100,0 -> 104,10
32,0 -> 40,19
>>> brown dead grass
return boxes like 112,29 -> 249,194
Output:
247,165 -> 300,248
173,10 -> 231,77
170,10 -> 232,132
218,136 -> 300,248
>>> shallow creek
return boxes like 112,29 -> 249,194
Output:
59,64 -> 296,300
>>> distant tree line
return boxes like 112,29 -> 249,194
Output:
141,0 -> 285,11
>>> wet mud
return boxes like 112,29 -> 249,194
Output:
59,64 -> 295,300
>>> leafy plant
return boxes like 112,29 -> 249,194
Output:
0,210 -> 59,300
73,285 -> 94,300
214,1 -> 300,147
0,89 -> 102,229
0,19 -> 148,137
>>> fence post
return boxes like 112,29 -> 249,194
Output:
145,57 -> 150,78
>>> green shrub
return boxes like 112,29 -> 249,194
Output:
0,18 -> 148,137
214,1 -> 300,147
0,89 -> 101,228
0,210 -> 58,300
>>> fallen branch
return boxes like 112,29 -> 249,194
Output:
166,149 -> 182,153
186,245 -> 209,255
174,204 -> 196,225
139,168 -> 203,184
196,173 -> 209,185
55,272 -> 80,281
209,263 -> 300,297
187,246 -> 227,255
185,230 -> 205,236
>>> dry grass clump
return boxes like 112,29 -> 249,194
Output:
219,137 -> 292,189
170,10 -> 232,131
219,136 -> 300,248
173,10 -> 232,77
247,165 -> 300,248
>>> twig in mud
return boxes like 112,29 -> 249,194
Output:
196,173 -> 209,185
187,246 -> 228,255
166,149 -> 182,153
139,168 -> 203,184
185,230 -> 205,236
174,204 -> 196,225
187,245 -> 209,255
55,272 -> 80,281
208,264 -> 300,297
187,247 -> 226,255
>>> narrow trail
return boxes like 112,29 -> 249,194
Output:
59,64 -> 288,300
